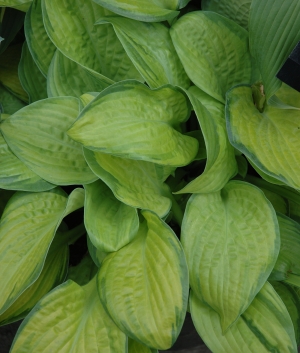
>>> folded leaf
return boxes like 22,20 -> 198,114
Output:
24,0 -> 56,76
84,149 -> 173,218
1,97 -> 97,185
0,131 -> 55,191
42,0 -> 142,82
170,11 -> 251,103
181,180 -> 280,332
92,0 -> 179,22
202,0 -> 251,29
227,85 -> 300,190
270,214 -> 300,280
98,210 -> 189,350
18,42 -> 47,103
11,277 -> 127,353
97,16 -> 190,89
47,50 -> 112,98
190,282 -> 298,353
249,0 -> 300,100
176,86 -> 237,193
69,80 -> 198,167
84,180 -> 139,252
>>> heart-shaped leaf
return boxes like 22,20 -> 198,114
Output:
98,210 -> 189,350
181,180 -> 280,332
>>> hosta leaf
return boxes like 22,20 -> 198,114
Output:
84,149 -> 173,218
202,0 -> 251,29
270,214 -> 300,280
69,80 -> 198,167
97,16 -> 190,89
128,338 -> 158,353
92,0 -> 179,22
0,83 -> 26,114
11,277 -> 127,353
259,188 -> 288,215
0,131 -> 55,192
0,97 -> 97,185
0,243 -> 68,326
170,11 -> 251,103
271,281 -> 300,344
176,86 -> 237,194
236,155 -> 248,178
18,42 -> 47,103
42,0 -> 142,82
24,0 -> 55,76
47,50 -> 112,98
0,43 -> 28,102
247,158 -> 285,186
226,85 -> 300,190
0,189 -> 14,217
190,282 -> 298,353
249,0 -> 300,100
0,188 -> 67,315
98,210 -> 189,350
84,180 -> 139,252
181,181 -> 280,332
0,0 -> 31,9
273,83 -> 300,110
87,237 -> 107,268
0,7 -> 25,55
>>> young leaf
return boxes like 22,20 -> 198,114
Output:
42,0 -> 142,82
202,0 -> 251,29
96,16 -> 190,89
24,0 -> 56,76
18,42 -> 47,103
175,86 -> 237,194
0,97 -> 97,185
190,282 -> 298,353
226,85 -> 300,190
0,188 -> 68,315
270,214 -> 300,281
84,180 -> 139,252
98,210 -> 189,350
170,11 -> 251,103
83,149 -> 173,218
92,0 -> 179,22
181,181 -> 280,332
10,277 -> 127,353
249,0 -> 300,100
68,80 -> 198,167
0,131 -> 55,192
47,50 -> 112,98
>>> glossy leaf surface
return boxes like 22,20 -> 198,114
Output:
170,11 -> 251,103
98,210 -> 189,350
69,81 -> 198,167
181,181 -> 279,332
190,282 -> 297,353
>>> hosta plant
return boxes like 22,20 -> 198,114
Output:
0,0 -> 300,352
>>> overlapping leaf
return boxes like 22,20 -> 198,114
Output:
18,42 -> 47,103
98,210 -> 189,350
128,338 -> 158,353
47,50 -> 112,98
0,84 -> 26,114
0,131 -> 54,191
170,11 -> 251,103
92,0 -> 179,22
42,0 -> 142,82
68,80 -> 198,167
202,0 -> 251,29
84,149 -> 173,218
181,181 -> 279,332
84,180 -> 139,252
176,86 -> 237,193
96,16 -> 190,89
1,97 -> 97,185
24,0 -> 56,76
249,0 -> 300,100
227,85 -> 300,190
190,282 -> 298,353
11,277 -> 127,353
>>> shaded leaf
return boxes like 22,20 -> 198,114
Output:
128,337 -> 158,353
181,181 -> 280,332
0,83 -> 26,114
